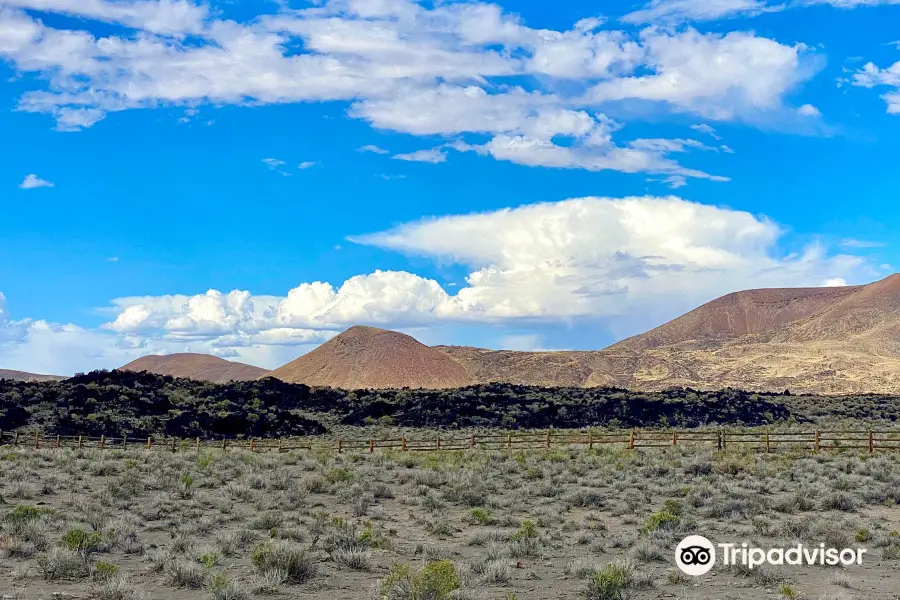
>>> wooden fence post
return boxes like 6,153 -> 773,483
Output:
673,430 -> 678,447
628,430 -> 635,450
100,435 -> 105,451
123,436 -> 127,450
722,430 -> 727,450
765,428 -> 770,453
34,431 -> 39,449
588,429 -> 593,450
222,439 -> 227,452
402,438 -> 407,451
14,431 -> 19,446
77,435 -> 82,449
507,433 -> 512,450
147,437 -> 152,451
369,439 -> 374,453
436,435 -> 441,450
471,434 -> 476,449
278,439 -> 283,453
249,439 -> 254,453
814,429 -> 820,453
171,439 -> 176,453
196,438 -> 201,452
56,435 -> 60,449
546,428 -> 551,449
868,430 -> 874,454
338,439 -> 343,454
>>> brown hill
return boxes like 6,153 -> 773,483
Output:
0,369 -> 66,382
435,274 -> 900,394
267,325 -> 471,389
120,354 -> 268,383
607,285 -> 862,351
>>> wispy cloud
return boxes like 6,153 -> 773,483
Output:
262,158 -> 291,176
690,123 -> 722,140
358,145 -> 389,154
393,149 -> 448,164
840,238 -> 887,249
298,161 -> 318,170
19,174 -> 54,189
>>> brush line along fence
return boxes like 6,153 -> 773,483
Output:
1,429 -> 900,455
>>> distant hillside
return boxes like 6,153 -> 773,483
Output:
0,369 -> 65,382
267,325 -> 471,389
436,274 -> 900,394
120,353 -> 268,383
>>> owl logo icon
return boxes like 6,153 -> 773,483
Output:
675,535 -> 716,576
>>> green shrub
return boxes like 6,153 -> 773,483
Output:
5,505 -> 52,525
198,550 -> 220,568
61,527 -> 103,555
326,468 -> 354,484
586,562 -> 632,600
413,560 -> 460,599
513,520 -> 538,541
380,562 -> 411,596
662,499 -> 684,517
469,508 -> 493,525
640,510 -> 680,535
855,529 -> 871,543
197,453 -> 216,470
92,561 -> 119,581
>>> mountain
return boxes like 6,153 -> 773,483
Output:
0,369 -> 66,382
261,274 -> 900,394
266,325 -> 471,389
436,274 -> 900,394
119,353 -> 268,383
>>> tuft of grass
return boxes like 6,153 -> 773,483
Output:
250,540 -> 316,584
92,560 -> 120,582
61,527 -> 103,556
165,558 -> 206,589
640,510 -> 680,535
586,562 -> 633,600
779,583 -> 798,599
92,574 -> 146,600
5,504 -> 52,526
36,547 -> 88,580
207,572 -> 252,600
468,507 -> 493,525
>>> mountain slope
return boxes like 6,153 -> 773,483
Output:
0,369 -> 66,382
120,354 -> 268,383
267,325 -> 471,389
438,274 -> 900,394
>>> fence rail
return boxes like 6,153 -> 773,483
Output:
2,428 -> 900,456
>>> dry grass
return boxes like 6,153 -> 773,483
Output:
1,427 -> 899,599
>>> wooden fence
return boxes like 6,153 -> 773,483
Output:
2,428 -> 900,455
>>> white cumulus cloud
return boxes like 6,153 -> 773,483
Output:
0,195 -> 875,374
19,174 -> 54,189
853,59 -> 900,114
0,1 -> 821,178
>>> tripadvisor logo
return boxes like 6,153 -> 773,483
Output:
675,536 -> 867,576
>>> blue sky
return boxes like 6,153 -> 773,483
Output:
1,0 -> 899,375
